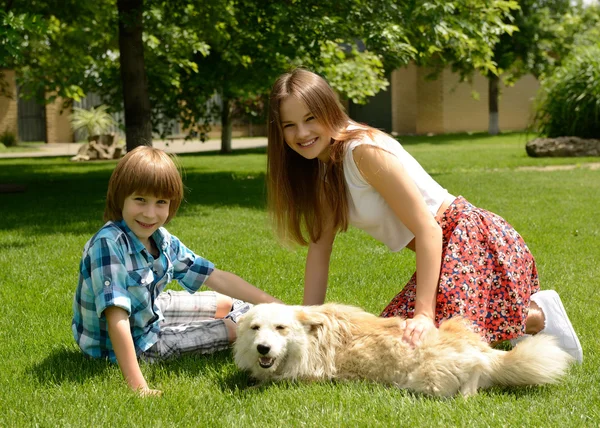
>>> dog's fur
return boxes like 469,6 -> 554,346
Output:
234,303 -> 573,397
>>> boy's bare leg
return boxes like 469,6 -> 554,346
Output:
215,293 -> 234,318
224,318 -> 237,342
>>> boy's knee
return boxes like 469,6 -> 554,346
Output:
215,294 -> 234,318
224,318 -> 237,342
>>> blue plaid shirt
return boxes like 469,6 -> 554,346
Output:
72,220 -> 214,362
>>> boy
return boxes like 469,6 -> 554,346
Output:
72,146 -> 281,396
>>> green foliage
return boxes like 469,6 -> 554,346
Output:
310,41 -> 388,105
0,130 -> 17,147
0,134 -> 598,425
488,0 -> 571,84
3,2 -> 116,104
540,3 -> 600,78
70,105 -> 116,137
489,2 -> 600,86
0,10 -> 49,69
533,43 -> 600,139
5,0 -> 522,141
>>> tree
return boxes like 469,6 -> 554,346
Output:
0,9 -> 48,96
3,0 -> 522,151
484,0 -> 571,135
117,0 -> 152,149
168,0 -> 521,152
532,4 -> 600,138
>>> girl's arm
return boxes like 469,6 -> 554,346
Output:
204,269 -> 282,304
352,145 -> 442,346
304,226 -> 335,305
105,306 -> 162,397
304,243 -> 331,305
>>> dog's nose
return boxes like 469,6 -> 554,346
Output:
257,344 -> 270,355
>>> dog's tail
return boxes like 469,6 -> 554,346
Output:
486,335 -> 573,387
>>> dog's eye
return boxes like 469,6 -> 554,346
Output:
251,325 -> 260,331
275,325 -> 286,330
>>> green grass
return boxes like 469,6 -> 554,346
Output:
0,133 -> 598,427
0,141 -> 46,152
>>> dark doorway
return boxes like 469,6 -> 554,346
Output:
348,84 -> 392,133
17,86 -> 47,142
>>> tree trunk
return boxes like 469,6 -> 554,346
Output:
117,0 -> 152,151
488,75 -> 500,136
220,96 -> 232,154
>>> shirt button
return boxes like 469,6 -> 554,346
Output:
104,280 -> 110,286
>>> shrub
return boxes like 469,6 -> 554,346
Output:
70,105 -> 116,138
533,44 -> 600,139
0,130 -> 17,147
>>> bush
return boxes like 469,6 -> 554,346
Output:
534,44 -> 600,139
0,130 -> 17,147
70,104 -> 116,138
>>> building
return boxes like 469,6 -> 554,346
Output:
1,65 -> 539,144
350,63 -> 539,135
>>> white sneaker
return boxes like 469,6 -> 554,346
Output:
531,290 -> 583,363
225,299 -> 253,324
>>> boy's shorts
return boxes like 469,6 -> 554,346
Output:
141,290 -> 244,362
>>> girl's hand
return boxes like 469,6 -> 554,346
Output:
401,314 -> 436,347
137,387 -> 163,397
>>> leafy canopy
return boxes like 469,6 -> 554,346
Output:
4,0 -> 521,137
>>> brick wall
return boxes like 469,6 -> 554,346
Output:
45,95 -> 74,144
0,70 -> 19,140
389,65 -> 539,135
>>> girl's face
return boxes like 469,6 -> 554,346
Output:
122,193 -> 170,250
280,96 -> 333,162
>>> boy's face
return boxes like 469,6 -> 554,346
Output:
122,193 -> 170,247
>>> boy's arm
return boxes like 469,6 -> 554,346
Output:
204,269 -> 282,304
105,306 -> 162,397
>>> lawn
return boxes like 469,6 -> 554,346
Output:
0,141 -> 46,153
0,133 -> 598,427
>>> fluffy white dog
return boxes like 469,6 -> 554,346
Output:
234,303 -> 573,397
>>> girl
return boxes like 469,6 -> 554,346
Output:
73,146 -> 281,396
266,68 -> 582,362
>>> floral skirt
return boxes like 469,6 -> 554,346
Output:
380,196 -> 540,343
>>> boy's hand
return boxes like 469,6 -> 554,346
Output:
137,387 -> 163,397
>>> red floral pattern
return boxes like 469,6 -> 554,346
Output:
380,196 -> 540,343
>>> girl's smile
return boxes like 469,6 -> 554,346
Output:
298,137 -> 318,148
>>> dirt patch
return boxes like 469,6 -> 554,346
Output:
516,162 -> 600,172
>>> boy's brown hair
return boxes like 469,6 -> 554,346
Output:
103,146 -> 184,224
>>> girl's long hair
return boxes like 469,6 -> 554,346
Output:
267,68 -> 375,246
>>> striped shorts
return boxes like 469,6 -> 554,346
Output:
141,290 -> 230,362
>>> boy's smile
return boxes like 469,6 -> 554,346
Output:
122,193 -> 170,251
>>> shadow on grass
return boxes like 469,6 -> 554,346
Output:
26,347 -> 113,385
27,345 -> 555,399
26,345 -> 246,388
0,165 -> 268,236
175,147 -> 267,158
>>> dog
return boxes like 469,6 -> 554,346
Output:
234,303 -> 573,397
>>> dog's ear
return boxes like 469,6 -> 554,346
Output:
296,308 -> 324,335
